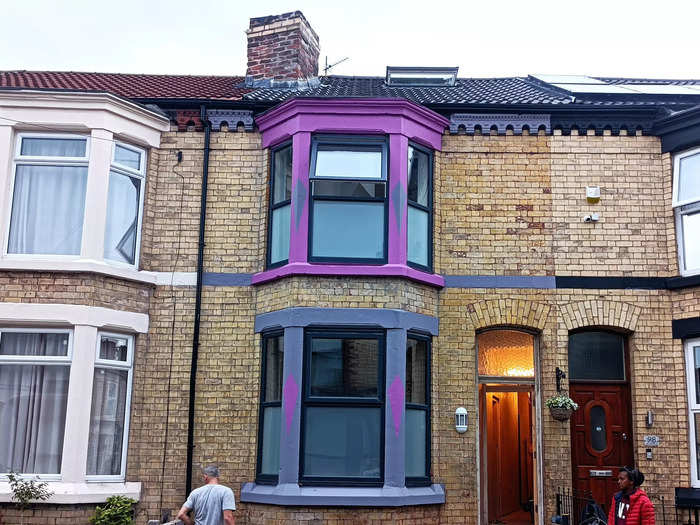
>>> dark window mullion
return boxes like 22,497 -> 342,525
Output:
312,195 -> 385,203
408,201 -> 430,212
270,199 -> 291,211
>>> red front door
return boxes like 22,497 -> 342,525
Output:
570,383 -> 634,513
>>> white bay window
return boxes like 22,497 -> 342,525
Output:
6,134 -> 146,268
0,303 -> 147,503
686,337 -> 700,486
674,147 -> 700,275
0,91 -> 170,281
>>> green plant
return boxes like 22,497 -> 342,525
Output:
6,471 -> 53,509
544,393 -> 579,411
90,495 -> 137,525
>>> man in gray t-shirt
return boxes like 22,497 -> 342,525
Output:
176,465 -> 236,525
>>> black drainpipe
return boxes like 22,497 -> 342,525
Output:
185,104 -> 211,495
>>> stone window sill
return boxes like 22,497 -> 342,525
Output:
0,257 -> 161,285
252,262 -> 445,288
0,481 -> 141,504
240,482 -> 445,507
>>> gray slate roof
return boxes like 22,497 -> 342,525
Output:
244,75 -> 700,109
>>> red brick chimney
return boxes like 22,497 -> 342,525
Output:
246,11 -> 320,87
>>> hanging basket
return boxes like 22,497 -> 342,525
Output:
549,406 -> 573,421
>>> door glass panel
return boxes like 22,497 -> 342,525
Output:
590,404 -> 607,452
478,330 -> 534,378
569,331 -> 625,381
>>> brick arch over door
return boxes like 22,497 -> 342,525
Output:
466,298 -> 551,332
559,300 -> 642,332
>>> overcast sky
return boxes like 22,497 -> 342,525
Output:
2,0 -> 698,79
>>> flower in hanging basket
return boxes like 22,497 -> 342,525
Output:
545,393 -> 579,421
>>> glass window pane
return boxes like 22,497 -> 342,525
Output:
21,137 -> 86,157
310,337 -> 379,397
568,331 -> 625,381
87,368 -> 128,475
264,335 -> 284,402
408,206 -> 429,267
260,406 -> 281,476
683,211 -> 700,271
114,145 -> 141,171
695,413 -> 700,481
405,409 -> 427,478
0,364 -> 69,473
303,406 -> 381,478
693,347 -> 700,405
8,165 -> 88,255
312,201 -> 384,259
315,147 -> 383,179
312,180 -> 385,198
679,153 -> 700,203
590,404 -> 607,452
270,204 -> 291,264
0,332 -> 69,357
478,330 -> 534,377
408,146 -> 429,206
406,338 -> 427,405
99,335 -> 128,362
104,171 -> 141,265
273,146 -> 293,204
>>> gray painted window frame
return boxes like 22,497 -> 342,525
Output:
242,307 -> 445,507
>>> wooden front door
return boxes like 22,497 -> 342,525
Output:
570,383 -> 634,513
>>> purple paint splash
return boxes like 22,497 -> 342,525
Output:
282,374 -> 299,434
388,375 -> 405,437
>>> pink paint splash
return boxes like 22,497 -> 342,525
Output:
388,375 -> 405,437
282,374 -> 299,434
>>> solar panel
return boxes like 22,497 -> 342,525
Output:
532,74 -> 605,84
552,84 -> 637,94
620,84 -> 700,95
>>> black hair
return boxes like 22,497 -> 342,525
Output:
621,466 -> 645,487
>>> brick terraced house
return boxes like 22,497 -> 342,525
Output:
1,10 -> 700,525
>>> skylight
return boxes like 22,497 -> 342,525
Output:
386,66 -> 458,87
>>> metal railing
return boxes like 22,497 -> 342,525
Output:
555,487 -> 669,525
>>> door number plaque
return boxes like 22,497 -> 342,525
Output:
590,470 -> 613,477
644,435 -> 660,447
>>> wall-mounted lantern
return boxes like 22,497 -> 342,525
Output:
455,407 -> 468,433
556,367 -> 566,392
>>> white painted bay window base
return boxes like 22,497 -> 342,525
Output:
0,302 -> 148,503
0,481 -> 142,504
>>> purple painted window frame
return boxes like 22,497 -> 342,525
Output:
253,98 -> 448,288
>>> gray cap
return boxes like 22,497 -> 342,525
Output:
202,465 -> 220,478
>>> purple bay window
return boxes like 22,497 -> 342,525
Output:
253,98 -> 448,287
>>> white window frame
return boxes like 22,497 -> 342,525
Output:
4,133 -> 91,260
105,141 -> 147,269
685,337 -> 700,488
0,327 -> 74,480
86,331 -> 134,482
673,146 -> 700,276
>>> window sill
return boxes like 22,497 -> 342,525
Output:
252,263 -> 445,288
240,482 -> 445,507
0,481 -> 141,504
0,257 -> 160,285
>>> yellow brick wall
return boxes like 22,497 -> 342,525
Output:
4,128 -> 697,525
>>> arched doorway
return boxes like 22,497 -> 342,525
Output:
568,330 -> 634,513
478,328 -> 542,525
